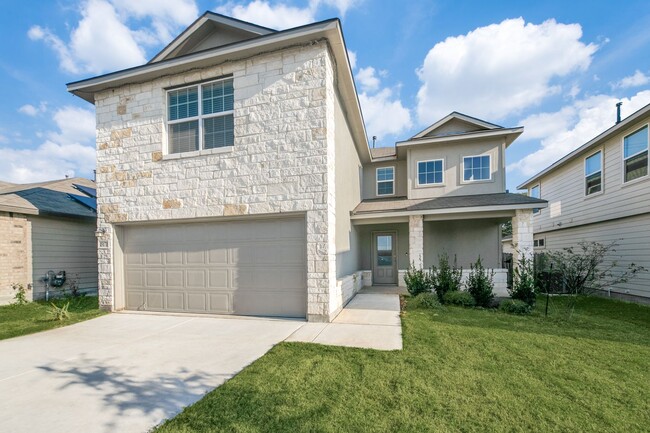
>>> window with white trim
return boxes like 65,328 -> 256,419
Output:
463,155 -> 491,181
530,184 -> 540,214
585,151 -> 602,195
623,125 -> 648,182
417,159 -> 444,185
167,77 -> 234,154
376,167 -> 394,196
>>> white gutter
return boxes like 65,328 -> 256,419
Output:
350,202 -> 548,220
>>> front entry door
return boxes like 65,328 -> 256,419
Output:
373,232 -> 397,285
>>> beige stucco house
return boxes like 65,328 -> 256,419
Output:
519,103 -> 650,302
67,12 -> 545,322
0,178 -> 98,304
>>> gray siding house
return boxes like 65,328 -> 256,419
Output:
519,103 -> 650,301
0,178 -> 98,304
68,12 -> 544,322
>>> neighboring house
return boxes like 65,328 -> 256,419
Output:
519,102 -> 650,301
67,12 -> 545,322
0,178 -> 98,304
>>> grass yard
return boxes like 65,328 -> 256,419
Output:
0,296 -> 106,340
155,296 -> 650,433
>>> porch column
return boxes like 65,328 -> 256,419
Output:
512,209 -> 534,266
409,215 -> 424,269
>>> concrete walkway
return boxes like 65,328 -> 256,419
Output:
286,287 -> 403,350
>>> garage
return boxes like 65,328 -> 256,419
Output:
122,216 -> 307,318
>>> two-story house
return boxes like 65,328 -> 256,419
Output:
519,103 -> 650,302
67,12 -> 545,322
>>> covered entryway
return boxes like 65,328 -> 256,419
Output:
122,216 -> 307,318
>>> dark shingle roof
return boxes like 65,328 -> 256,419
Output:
352,193 -> 547,215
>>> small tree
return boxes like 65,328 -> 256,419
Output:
12,283 -> 30,306
543,241 -> 646,295
432,253 -> 462,302
404,262 -> 434,296
466,257 -> 494,307
510,252 -> 537,306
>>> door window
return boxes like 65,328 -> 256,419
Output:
376,235 -> 393,266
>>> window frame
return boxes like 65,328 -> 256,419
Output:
376,166 -> 395,197
584,150 -> 603,197
529,184 -> 541,215
461,154 -> 492,183
621,124 -> 649,185
165,76 -> 235,156
416,159 -> 445,186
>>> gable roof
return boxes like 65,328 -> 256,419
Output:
149,12 -> 276,64
517,101 -> 650,190
0,177 -> 97,218
411,112 -> 503,139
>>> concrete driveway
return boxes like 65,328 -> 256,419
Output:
0,313 -> 303,433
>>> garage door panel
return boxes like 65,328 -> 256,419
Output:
124,217 -> 306,317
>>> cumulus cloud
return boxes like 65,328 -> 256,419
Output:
416,18 -> 598,124
18,102 -> 47,117
347,50 -> 357,70
356,66 -> 381,92
111,0 -> 198,44
509,90 -> 650,178
612,70 -> 650,89
0,106 -> 96,183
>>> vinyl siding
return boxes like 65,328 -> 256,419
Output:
29,216 -> 98,299
535,213 -> 650,298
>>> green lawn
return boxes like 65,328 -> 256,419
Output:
0,296 -> 106,340
155,296 -> 650,433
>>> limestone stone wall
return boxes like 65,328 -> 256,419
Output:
0,212 -> 32,304
94,41 -> 339,321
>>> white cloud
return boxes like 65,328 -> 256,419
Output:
509,90 -> 650,178
0,106 -> 96,183
356,66 -> 380,92
416,18 -> 598,124
217,1 -> 316,30
612,70 -> 650,89
110,0 -> 198,44
347,50 -> 357,70
18,102 -> 47,117
359,88 -> 412,140
318,0 -> 362,15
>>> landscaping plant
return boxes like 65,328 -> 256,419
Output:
432,253 -> 462,302
11,283 -> 30,306
442,290 -> 476,307
466,257 -> 494,307
410,292 -> 442,309
500,299 -> 532,315
48,302 -> 71,321
510,253 -> 537,306
404,262 -> 434,296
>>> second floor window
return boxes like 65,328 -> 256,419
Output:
623,125 -> 648,183
463,155 -> 491,182
585,151 -> 602,195
530,184 -> 540,214
167,77 -> 234,154
376,167 -> 394,196
417,160 -> 444,185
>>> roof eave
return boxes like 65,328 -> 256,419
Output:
350,201 -> 548,220
397,127 -> 524,148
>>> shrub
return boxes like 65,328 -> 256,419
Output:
404,262 -> 434,296
510,253 -> 537,306
48,302 -> 70,321
12,283 -> 30,306
432,253 -> 462,302
466,257 -> 494,308
500,299 -> 532,315
443,290 -> 476,307
410,292 -> 442,309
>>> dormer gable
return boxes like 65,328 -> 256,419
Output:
149,12 -> 276,64
412,112 -> 502,139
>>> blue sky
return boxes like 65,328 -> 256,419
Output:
1,0 -> 649,190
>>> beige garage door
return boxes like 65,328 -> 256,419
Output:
123,217 -> 307,317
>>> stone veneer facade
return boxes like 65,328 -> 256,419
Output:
512,208 -> 534,265
94,41 -> 341,322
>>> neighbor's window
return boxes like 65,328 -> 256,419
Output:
623,125 -> 648,182
167,77 -> 234,154
585,151 -> 602,195
376,167 -> 394,196
530,184 -> 540,214
417,159 -> 444,185
463,155 -> 491,181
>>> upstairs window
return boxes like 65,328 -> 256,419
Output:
463,155 -> 491,182
585,151 -> 602,195
530,184 -> 541,214
623,125 -> 648,182
167,77 -> 234,154
376,167 -> 394,196
417,160 -> 444,185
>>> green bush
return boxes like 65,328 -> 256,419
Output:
466,257 -> 494,308
410,292 -> 442,309
48,302 -> 70,321
12,283 -> 30,306
442,290 -> 476,307
510,254 -> 537,306
500,299 -> 532,315
432,253 -> 462,302
404,263 -> 434,296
